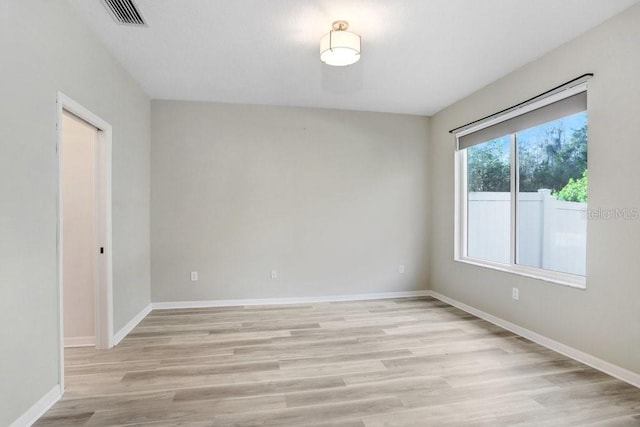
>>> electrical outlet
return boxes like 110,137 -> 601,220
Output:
271,269 -> 277,279
512,287 -> 519,300
190,271 -> 198,281
398,264 -> 405,274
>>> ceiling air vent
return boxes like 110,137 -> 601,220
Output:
101,0 -> 147,26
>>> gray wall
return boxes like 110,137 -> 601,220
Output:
0,1 -> 151,425
429,4 -> 640,375
151,101 -> 430,301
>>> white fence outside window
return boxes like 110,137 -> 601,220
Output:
467,189 -> 586,276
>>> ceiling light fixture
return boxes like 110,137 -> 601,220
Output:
320,20 -> 361,67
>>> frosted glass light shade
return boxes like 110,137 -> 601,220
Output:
320,28 -> 361,66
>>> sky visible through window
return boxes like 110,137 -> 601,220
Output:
483,111 -> 587,158
465,110 -> 588,275
468,111 -> 588,196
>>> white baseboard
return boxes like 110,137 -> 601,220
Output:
113,303 -> 152,345
64,336 -> 95,348
9,384 -> 61,427
152,290 -> 431,310
428,290 -> 640,389
10,304 -> 154,426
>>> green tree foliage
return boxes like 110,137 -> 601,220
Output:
518,123 -> 587,194
554,169 -> 588,202
467,119 -> 587,200
467,140 -> 510,192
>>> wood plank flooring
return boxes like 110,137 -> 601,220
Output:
35,297 -> 640,426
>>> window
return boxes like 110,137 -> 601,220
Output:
455,85 -> 588,287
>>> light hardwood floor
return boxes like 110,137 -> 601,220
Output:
36,297 -> 640,426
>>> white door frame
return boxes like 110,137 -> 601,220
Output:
56,92 -> 114,390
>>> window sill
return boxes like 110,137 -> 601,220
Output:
455,257 -> 586,289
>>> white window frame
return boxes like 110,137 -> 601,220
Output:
454,83 -> 588,289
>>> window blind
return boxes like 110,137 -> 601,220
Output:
457,91 -> 587,151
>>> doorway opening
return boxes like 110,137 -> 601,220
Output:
57,92 -> 113,391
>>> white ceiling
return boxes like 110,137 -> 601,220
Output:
68,0 -> 638,116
